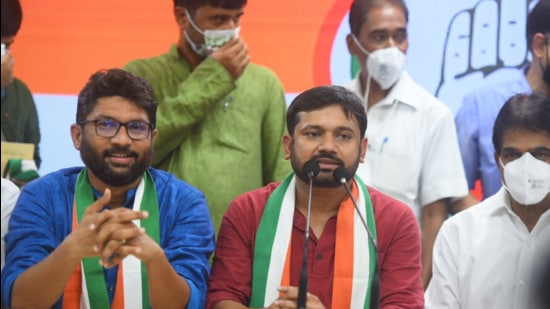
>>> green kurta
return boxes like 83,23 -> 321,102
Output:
1,77 -> 41,168
124,45 -> 291,233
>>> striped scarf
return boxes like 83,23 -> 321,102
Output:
62,168 -> 159,309
250,173 -> 377,308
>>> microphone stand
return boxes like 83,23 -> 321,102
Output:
297,172 -> 314,309
334,167 -> 380,309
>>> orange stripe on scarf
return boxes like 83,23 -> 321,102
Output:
112,264 -> 125,308
62,204 -> 82,309
332,181 -> 357,308
62,201 -> 125,309
279,182 -> 358,307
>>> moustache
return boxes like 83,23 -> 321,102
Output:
310,153 -> 345,167
104,147 -> 138,158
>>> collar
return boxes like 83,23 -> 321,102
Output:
347,71 -> 421,110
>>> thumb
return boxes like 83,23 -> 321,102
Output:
85,188 -> 111,215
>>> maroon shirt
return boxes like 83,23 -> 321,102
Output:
206,181 -> 424,309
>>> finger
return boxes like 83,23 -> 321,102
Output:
102,208 -> 149,225
85,188 -> 111,216
272,299 -> 296,309
95,222 -> 144,251
471,0 -> 498,70
499,0 -> 528,66
442,9 -> 471,81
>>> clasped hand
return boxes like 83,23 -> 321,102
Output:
73,188 -> 159,268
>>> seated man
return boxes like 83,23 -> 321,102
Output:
1,68 -> 215,308
426,92 -> 550,309
207,85 -> 423,308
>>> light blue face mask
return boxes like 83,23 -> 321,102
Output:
184,9 -> 240,57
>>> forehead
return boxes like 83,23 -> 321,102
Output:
296,105 -> 360,130
195,5 -> 244,17
360,3 -> 407,35
89,96 -> 148,121
501,129 -> 550,151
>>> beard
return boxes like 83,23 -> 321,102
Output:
79,136 -> 152,186
290,146 -> 361,188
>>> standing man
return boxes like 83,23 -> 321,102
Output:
124,0 -> 291,233
207,86 -> 423,308
455,0 -> 550,200
344,0 -> 472,287
1,0 -> 41,181
1,69 -> 215,308
426,92 -> 550,309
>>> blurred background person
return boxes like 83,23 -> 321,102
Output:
124,0 -> 290,234
455,0 -> 550,200
1,0 -> 41,184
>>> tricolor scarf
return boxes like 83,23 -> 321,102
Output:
250,173 -> 377,308
62,168 -> 160,309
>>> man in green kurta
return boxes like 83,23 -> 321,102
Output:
1,0 -> 41,184
124,0 -> 291,233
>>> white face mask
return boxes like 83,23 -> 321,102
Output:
184,10 -> 240,57
351,35 -> 405,90
500,152 -> 550,206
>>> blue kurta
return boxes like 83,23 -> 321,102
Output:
1,167 -> 215,308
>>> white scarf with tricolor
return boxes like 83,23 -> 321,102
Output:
250,173 -> 377,308
62,168 -> 159,309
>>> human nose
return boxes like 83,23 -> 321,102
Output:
318,135 -> 338,153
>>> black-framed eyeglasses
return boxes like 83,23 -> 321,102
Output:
79,118 -> 153,140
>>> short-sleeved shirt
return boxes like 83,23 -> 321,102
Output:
346,72 -> 468,220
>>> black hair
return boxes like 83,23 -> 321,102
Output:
287,85 -> 368,138
174,0 -> 246,15
349,0 -> 409,37
493,92 -> 550,154
76,68 -> 158,127
1,0 -> 23,37
526,0 -> 550,51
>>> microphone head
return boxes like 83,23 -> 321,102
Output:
333,166 -> 351,184
303,160 -> 320,179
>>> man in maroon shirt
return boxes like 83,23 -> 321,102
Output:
207,85 -> 423,308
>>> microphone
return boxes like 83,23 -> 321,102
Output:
333,167 -> 380,309
297,160 -> 320,309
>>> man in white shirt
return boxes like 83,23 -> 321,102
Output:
425,92 -> 550,309
344,0 -> 474,287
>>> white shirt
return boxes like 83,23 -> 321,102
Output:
1,178 -> 19,270
346,72 -> 468,220
425,187 -> 550,309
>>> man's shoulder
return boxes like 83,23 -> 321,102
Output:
124,49 -> 178,76
463,78 -> 530,105
368,186 -> 415,218
148,168 -> 203,196
231,181 -> 281,206
5,77 -> 33,98
394,72 -> 450,113
243,63 -> 283,84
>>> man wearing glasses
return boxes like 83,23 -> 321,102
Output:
1,68 -> 215,309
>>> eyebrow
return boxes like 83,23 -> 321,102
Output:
301,125 -> 356,133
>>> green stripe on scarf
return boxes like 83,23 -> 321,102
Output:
250,173 -> 293,306
355,175 -> 377,308
75,168 -> 159,309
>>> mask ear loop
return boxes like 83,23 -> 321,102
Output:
351,35 -> 373,110
184,9 -> 205,35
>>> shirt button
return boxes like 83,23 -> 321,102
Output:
108,285 -> 114,291
315,254 -> 323,260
